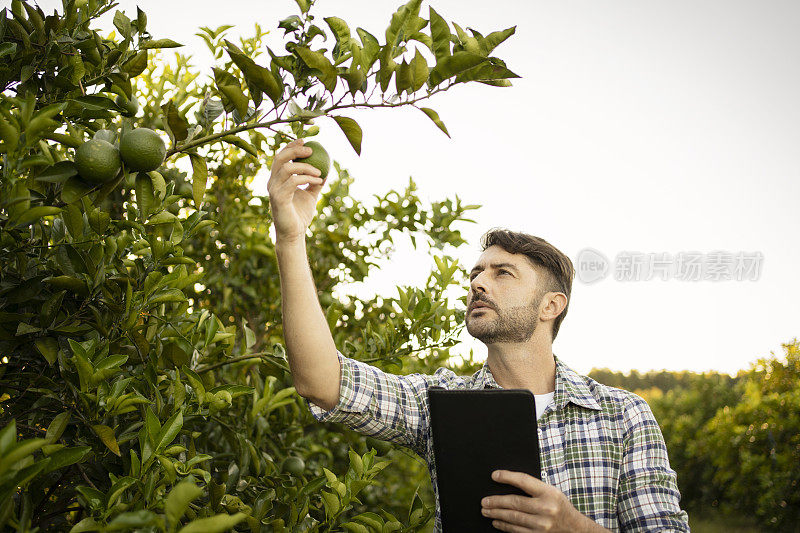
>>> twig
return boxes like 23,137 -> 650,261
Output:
195,352 -> 281,373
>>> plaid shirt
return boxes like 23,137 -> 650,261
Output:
306,352 -> 690,532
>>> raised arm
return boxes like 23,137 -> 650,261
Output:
267,139 -> 339,410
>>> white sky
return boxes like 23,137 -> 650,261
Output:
36,0 -> 800,375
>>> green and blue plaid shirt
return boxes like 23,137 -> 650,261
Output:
306,352 -> 690,532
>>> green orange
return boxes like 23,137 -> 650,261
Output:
280,456 -> 306,476
74,139 -> 121,184
120,128 -> 166,172
295,141 -> 330,180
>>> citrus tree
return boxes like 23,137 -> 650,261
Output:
699,339 -> 800,530
592,340 -> 800,530
0,0 -> 518,531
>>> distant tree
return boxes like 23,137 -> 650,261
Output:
701,339 -> 800,530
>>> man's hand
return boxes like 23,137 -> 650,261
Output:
267,138 -> 325,244
481,470 -> 610,532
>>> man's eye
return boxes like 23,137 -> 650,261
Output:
499,270 -> 510,275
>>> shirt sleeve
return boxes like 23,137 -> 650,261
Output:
616,394 -> 690,532
304,351 -> 454,457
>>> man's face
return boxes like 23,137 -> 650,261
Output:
466,245 -> 547,344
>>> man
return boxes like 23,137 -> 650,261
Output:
268,138 -> 690,532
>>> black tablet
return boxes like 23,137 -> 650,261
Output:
428,386 -> 541,532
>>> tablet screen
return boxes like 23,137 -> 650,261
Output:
428,386 -> 541,532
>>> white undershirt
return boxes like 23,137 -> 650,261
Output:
534,392 -> 555,420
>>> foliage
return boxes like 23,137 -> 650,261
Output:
702,340 -> 800,530
0,0 -> 518,531
590,339 -> 800,531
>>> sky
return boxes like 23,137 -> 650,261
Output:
32,0 -> 800,375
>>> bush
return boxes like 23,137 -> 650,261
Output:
0,0 -> 518,530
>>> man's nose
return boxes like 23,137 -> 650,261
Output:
470,272 -> 487,294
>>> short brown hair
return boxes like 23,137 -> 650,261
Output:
480,229 -> 575,341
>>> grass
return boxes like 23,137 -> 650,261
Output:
688,509 -> 763,533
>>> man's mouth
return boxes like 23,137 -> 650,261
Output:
469,302 -> 493,313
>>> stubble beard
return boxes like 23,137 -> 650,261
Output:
466,294 -> 543,344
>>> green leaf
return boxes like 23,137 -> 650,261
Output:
342,523 -> 369,533
135,172 -> 154,220
419,107 -> 450,138
105,509 -> 157,531
428,51 -> 488,87
0,438 -> 46,476
293,46 -> 338,93
166,481 -> 203,526
0,42 -> 17,59
13,205 -> 61,227
72,352 -> 93,392
36,161 -> 78,183
429,7 -> 451,62
356,28 -> 380,70
75,486 -> 104,511
279,15 -> 303,34
395,59 -> 411,95
151,170 -> 167,201
223,40 -> 283,103
91,425 -> 120,456
349,449 -> 364,477
409,49 -> 428,92
155,409 -> 183,452
40,445 -> 91,475
325,17 -> 351,48
188,153 -> 207,209
332,116 -> 362,156
68,517 -> 101,533
386,0 -> 425,47
60,176 -> 93,204
107,476 -> 137,507
480,26 -> 516,54
16,322 -> 41,335
34,337 -> 59,365
63,202 -> 83,238
45,412 -> 71,443
320,490 -> 340,517
88,207 -> 110,234
377,45 -> 397,93
353,512 -> 384,530
0,420 -> 17,455
161,99 -> 189,144
176,513 -> 247,533
341,61 -> 367,94
217,84 -> 248,118
145,407 -> 160,446
140,38 -> 183,49
112,11 -> 131,38
454,59 -> 520,84
147,288 -> 186,306
136,7 -> 147,34
70,54 -> 86,85
293,0 -> 309,14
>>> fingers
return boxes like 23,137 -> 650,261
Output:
490,470 -> 547,497
271,174 -> 324,198
272,138 -> 312,171
482,509 -> 549,533
268,161 -> 323,199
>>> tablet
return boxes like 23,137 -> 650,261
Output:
427,386 -> 541,532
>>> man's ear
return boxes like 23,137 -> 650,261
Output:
541,292 -> 567,322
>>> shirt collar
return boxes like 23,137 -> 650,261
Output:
474,354 -> 601,412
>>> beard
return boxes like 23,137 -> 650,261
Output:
466,292 -> 544,344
